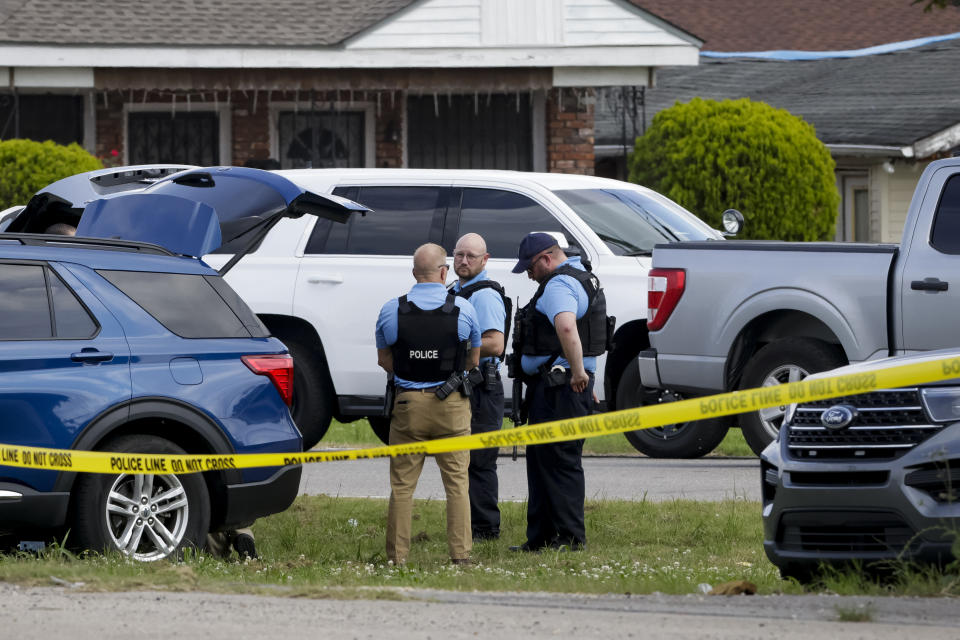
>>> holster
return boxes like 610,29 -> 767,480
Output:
383,377 -> 396,418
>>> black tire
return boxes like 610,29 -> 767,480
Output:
616,364 -> 730,458
72,435 -> 210,561
285,338 -> 335,450
368,416 -> 391,445
739,337 -> 846,457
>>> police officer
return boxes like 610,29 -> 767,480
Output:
450,233 -> 508,541
509,233 -> 611,552
375,243 -> 482,565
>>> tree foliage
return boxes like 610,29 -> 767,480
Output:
0,139 -> 103,209
629,98 -> 840,241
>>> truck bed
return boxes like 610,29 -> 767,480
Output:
649,241 -> 898,394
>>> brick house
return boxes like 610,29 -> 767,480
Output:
0,0 -> 699,175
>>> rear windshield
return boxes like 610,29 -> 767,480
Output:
554,189 -> 720,255
98,270 -> 269,339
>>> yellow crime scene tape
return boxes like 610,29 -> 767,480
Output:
3,354 -> 960,475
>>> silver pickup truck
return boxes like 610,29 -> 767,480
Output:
635,156 -> 960,458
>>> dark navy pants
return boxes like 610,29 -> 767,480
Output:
468,374 -> 505,539
523,372 -> 593,549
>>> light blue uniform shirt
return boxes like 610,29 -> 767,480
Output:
520,257 -> 597,376
376,282 -> 483,389
450,270 -> 506,368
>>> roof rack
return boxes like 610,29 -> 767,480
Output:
0,232 -> 176,256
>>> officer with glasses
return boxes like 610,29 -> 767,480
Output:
449,233 -> 510,542
375,243 -> 482,566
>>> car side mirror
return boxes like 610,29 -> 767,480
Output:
721,209 -> 744,237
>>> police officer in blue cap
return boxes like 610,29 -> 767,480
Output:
509,232 -> 612,552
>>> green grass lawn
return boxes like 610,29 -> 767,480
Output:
2,496 -> 956,598
320,418 -> 755,457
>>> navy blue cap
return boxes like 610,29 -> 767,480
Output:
512,232 -> 559,273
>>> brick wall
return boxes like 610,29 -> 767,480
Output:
546,88 -> 595,175
95,92 -> 124,163
231,91 -> 271,167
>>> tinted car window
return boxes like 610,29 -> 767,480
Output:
306,186 -> 442,255
457,188 -> 575,259
204,275 -> 270,338
553,189 -> 719,255
930,175 -> 960,254
48,269 -> 98,338
99,270 -> 251,338
0,263 -> 51,339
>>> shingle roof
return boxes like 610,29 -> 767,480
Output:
596,38 -> 960,151
0,0 -> 417,46
631,0 -> 960,52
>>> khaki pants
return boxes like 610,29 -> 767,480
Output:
386,389 -> 471,563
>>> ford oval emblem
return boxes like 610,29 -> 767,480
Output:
820,405 -> 857,430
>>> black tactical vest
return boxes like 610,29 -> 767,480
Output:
392,294 -> 468,382
520,264 -> 610,357
452,279 -> 512,359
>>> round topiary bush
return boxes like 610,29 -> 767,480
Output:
629,98 -> 839,241
0,139 -> 103,209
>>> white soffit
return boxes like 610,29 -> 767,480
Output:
912,122 -> 960,159
13,66 -> 94,88
553,66 -> 654,87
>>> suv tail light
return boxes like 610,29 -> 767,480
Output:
647,268 -> 685,331
242,354 -> 294,406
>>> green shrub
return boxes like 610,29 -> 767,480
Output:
629,98 -> 840,241
0,139 -> 103,209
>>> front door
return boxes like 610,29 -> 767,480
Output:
0,261 -> 131,492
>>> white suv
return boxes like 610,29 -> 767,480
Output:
199,169 -> 728,451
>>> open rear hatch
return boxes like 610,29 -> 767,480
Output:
5,164 -> 197,234
73,166 -> 369,272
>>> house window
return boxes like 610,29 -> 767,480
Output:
277,111 -> 365,169
128,112 -> 220,166
407,93 -> 533,170
0,94 -> 84,145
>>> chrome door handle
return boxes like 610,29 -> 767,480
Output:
307,274 -> 344,284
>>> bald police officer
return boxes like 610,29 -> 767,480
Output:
509,233 -> 611,552
376,243 -> 482,565
450,233 -> 508,541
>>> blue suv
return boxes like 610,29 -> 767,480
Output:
0,167 -> 365,561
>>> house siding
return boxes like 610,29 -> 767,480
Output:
348,0 -> 482,49
483,0 -> 563,46
869,160 -> 932,243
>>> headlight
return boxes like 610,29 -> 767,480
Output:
920,387 -> 960,423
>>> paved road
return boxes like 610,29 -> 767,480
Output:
6,584 -> 958,639
300,452 -> 761,502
